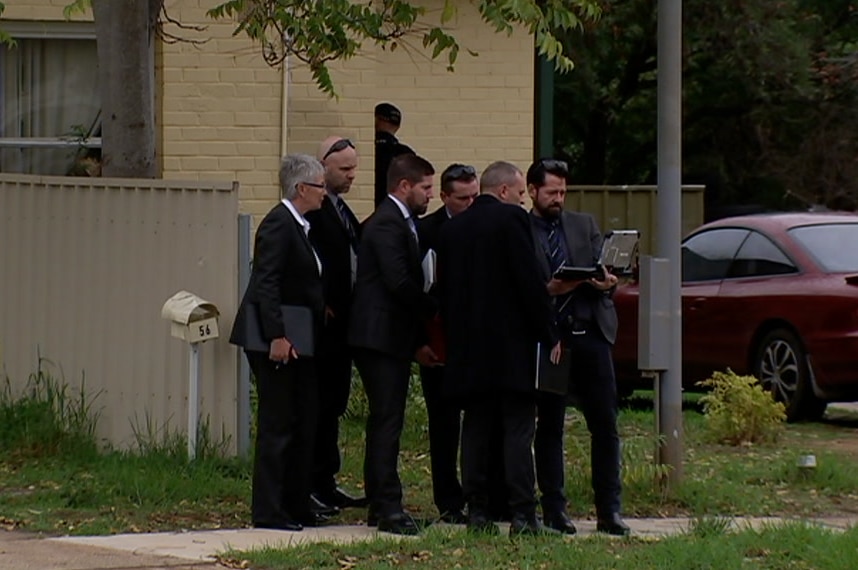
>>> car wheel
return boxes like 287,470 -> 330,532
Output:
754,328 -> 824,422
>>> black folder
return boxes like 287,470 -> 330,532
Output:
535,343 -> 571,395
243,304 -> 315,356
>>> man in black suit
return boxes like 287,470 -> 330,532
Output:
526,158 -> 630,536
436,161 -> 561,537
348,153 -> 437,535
415,163 -> 479,524
229,153 -> 329,532
305,136 -> 367,510
374,102 -> 414,208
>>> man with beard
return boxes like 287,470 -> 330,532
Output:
415,163 -> 479,524
306,137 -> 367,512
348,153 -> 437,535
526,158 -> 630,536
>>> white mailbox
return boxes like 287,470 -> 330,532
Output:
161,290 -> 220,343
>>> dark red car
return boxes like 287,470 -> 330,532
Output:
612,212 -> 858,421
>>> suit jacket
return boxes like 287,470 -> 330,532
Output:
416,205 -> 449,257
374,131 -> 415,207
530,210 -> 619,345
306,194 -> 361,323
230,202 -> 324,349
348,196 -> 435,360
437,194 -> 557,400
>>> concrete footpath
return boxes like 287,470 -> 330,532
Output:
2,516 -> 856,570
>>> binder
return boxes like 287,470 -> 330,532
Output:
535,343 -> 571,395
243,304 -> 315,356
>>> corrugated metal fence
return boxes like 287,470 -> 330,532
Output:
565,185 -> 705,253
0,174 -> 242,453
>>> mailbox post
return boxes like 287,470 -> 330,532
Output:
161,290 -> 220,460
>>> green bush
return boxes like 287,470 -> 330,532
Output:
697,369 -> 786,445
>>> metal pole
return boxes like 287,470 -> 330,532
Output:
188,342 -> 200,460
656,0 -> 684,485
237,213 -> 253,458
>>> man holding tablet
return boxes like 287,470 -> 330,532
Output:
526,158 -> 630,537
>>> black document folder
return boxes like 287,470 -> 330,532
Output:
553,265 -> 602,281
535,343 -> 571,395
243,304 -> 315,356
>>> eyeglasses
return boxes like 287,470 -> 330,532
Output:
322,138 -> 355,160
299,181 -> 326,189
441,164 -> 477,184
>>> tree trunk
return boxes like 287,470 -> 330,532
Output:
92,0 -> 159,178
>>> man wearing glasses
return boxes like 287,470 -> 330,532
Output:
230,154 -> 329,531
306,136 -> 367,512
526,158 -> 630,537
415,163 -> 479,524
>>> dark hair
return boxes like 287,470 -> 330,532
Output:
526,158 -> 569,187
375,102 -> 402,126
387,154 -> 435,193
440,163 -> 477,194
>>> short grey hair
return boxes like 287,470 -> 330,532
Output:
480,161 -> 522,193
279,153 -> 325,200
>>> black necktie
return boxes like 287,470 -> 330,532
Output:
335,199 -> 357,245
546,220 -> 566,272
546,220 -> 574,323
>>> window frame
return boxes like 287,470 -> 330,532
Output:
0,20 -> 101,152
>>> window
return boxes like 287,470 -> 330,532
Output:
727,231 -> 797,278
0,22 -> 100,175
790,222 -> 858,273
681,228 -> 749,282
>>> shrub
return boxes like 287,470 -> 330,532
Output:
697,369 -> 786,445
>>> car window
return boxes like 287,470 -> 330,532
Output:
727,231 -> 797,278
681,228 -> 750,282
789,223 -> 858,273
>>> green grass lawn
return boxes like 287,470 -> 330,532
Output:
2,375 -> 858,536
221,523 -> 858,570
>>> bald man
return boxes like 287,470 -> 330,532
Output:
305,136 -> 366,510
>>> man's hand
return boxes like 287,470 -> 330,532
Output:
414,344 -> 442,367
270,337 -> 297,363
588,267 -> 618,291
549,340 -> 563,365
547,277 -> 581,297
324,306 -> 336,324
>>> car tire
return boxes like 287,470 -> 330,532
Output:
753,328 -> 825,422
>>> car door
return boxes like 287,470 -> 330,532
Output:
716,230 -> 799,373
680,228 -> 750,382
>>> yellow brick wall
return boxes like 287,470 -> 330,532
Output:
159,0 -> 282,219
284,1 -> 536,219
7,1 -> 536,222
3,0 -> 89,21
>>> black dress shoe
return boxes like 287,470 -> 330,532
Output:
309,494 -> 341,517
298,511 -> 332,528
466,511 -> 499,535
543,511 -> 577,535
316,487 -> 368,509
377,512 -> 421,536
439,509 -> 468,524
509,513 -> 561,537
253,519 -> 303,532
596,513 -> 631,536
